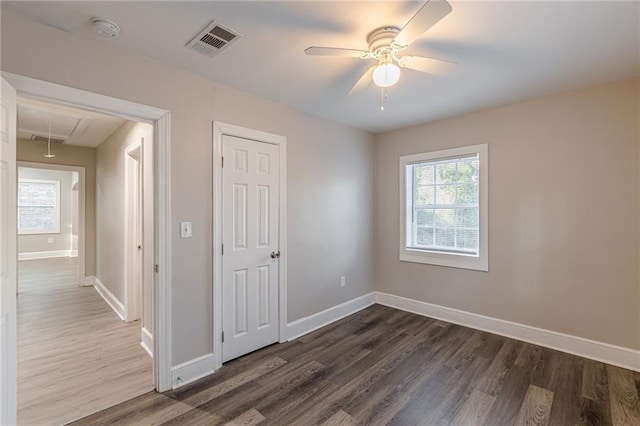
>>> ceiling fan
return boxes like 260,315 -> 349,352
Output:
305,0 -> 456,94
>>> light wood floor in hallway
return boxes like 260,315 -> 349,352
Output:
18,257 -> 153,426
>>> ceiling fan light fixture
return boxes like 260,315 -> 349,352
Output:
373,62 -> 401,88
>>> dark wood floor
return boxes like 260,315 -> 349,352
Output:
73,304 -> 640,426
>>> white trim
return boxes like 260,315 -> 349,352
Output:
171,353 -> 216,389
17,161 -> 86,286
4,72 -> 173,393
212,121 -> 287,370
93,277 -> 125,321
287,293 -> 376,341
70,250 -> 78,257
2,72 -> 167,122
399,144 -> 489,272
18,250 -> 74,260
141,327 -> 153,358
154,113 -> 172,391
375,291 -> 640,372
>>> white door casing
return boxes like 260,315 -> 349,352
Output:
221,135 -> 280,363
0,77 -> 18,425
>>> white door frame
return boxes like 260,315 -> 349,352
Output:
16,162 -> 86,287
124,140 -> 143,322
212,121 -> 287,370
2,72 -> 172,393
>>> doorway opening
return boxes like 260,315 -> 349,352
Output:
14,97 -> 157,425
0,72 -> 172,426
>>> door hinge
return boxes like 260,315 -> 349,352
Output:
222,331 -> 225,343
221,156 -> 224,168
221,244 -> 224,255
155,264 -> 159,273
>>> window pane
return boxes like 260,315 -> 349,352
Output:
18,206 -> 56,231
457,157 -> 479,183
435,184 -> 456,205
434,209 -> 455,227
18,180 -> 59,233
416,227 -> 434,246
415,165 -> 435,185
416,209 -> 434,227
416,186 -> 434,205
436,162 -> 457,184
435,227 -> 455,248
404,149 -> 484,259
456,229 -> 479,250
18,182 -> 57,206
456,208 -> 479,228
457,183 -> 478,204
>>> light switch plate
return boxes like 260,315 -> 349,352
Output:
180,222 -> 192,238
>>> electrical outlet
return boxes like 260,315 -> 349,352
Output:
47,237 -> 54,244
180,221 -> 192,238
340,276 -> 346,287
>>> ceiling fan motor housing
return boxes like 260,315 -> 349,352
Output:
367,26 -> 401,56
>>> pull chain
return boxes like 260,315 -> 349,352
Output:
380,88 -> 389,111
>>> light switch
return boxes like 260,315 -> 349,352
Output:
47,238 -> 54,244
180,222 -> 192,239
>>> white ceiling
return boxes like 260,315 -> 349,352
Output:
17,97 -> 127,148
6,1 -> 639,134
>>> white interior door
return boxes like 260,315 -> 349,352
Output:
0,77 -> 18,424
124,143 -> 143,322
222,135 -> 279,363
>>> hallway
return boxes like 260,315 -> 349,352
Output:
18,257 -> 153,425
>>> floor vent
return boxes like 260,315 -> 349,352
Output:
186,21 -> 242,58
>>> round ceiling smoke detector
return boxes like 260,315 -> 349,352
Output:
91,18 -> 120,38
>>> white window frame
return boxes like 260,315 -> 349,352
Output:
17,177 -> 61,235
399,144 -> 488,271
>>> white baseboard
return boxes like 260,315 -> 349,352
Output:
93,277 -> 125,321
171,353 -> 216,389
18,249 -> 74,260
141,327 -> 153,358
286,292 -> 376,341
375,291 -> 640,373
80,275 -> 95,286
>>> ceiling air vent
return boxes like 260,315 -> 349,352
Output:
187,21 -> 242,58
32,135 -> 66,144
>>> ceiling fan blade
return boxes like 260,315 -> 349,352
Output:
305,46 -> 369,58
348,66 -> 376,95
399,55 -> 457,76
394,0 -> 453,48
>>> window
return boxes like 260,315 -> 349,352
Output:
18,178 -> 61,235
400,144 -> 488,271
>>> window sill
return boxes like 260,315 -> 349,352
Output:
399,250 -> 488,272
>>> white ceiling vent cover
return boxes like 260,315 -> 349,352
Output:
31,135 -> 66,144
187,21 -> 242,57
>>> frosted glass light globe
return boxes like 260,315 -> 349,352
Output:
373,63 -> 401,88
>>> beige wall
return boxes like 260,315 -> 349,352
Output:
17,167 -> 75,254
374,78 -> 640,349
17,139 -> 96,276
1,10 -> 375,365
95,120 -> 153,335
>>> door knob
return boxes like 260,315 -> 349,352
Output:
270,251 -> 280,259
